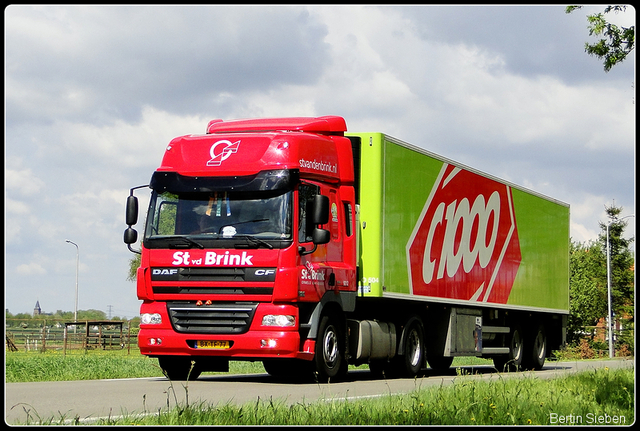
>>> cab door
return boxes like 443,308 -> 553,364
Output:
297,182 -> 330,302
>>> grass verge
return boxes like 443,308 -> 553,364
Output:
5,350 -> 494,383
15,367 -> 633,425
4,350 -> 266,382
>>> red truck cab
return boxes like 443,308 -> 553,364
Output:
125,116 -> 358,380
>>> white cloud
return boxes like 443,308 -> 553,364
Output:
43,106 -> 207,168
565,193 -> 636,244
571,221 -> 601,244
15,262 -> 47,275
5,168 -> 46,195
5,198 -> 31,215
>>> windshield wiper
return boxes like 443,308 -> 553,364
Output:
234,235 -> 274,249
166,236 -> 205,249
218,219 -> 269,233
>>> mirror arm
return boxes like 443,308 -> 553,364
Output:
124,184 -> 148,255
128,244 -> 142,255
298,244 -> 318,256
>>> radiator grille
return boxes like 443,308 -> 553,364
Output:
167,301 -> 258,334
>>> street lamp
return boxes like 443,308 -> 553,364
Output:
605,214 -> 634,358
65,240 -> 79,324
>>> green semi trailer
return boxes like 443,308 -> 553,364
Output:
349,132 -> 569,374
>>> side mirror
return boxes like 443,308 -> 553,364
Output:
126,195 -> 139,226
123,227 -> 138,245
123,185 -> 148,255
299,194 -> 331,256
311,194 -> 330,225
312,228 -> 330,245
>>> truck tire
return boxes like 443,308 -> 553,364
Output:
158,356 -> 202,381
493,325 -> 524,372
314,314 -> 347,382
397,319 -> 425,377
524,324 -> 547,370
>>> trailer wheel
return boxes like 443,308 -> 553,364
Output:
524,324 -> 547,370
493,325 -> 524,372
398,319 -> 425,377
314,314 -> 347,382
158,356 -> 202,381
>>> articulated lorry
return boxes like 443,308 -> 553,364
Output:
124,116 -> 569,381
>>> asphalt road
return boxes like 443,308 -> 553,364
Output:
5,358 -> 634,424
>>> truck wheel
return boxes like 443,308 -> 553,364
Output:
398,319 -> 425,377
524,325 -> 547,370
493,325 -> 524,372
314,314 -> 347,382
158,356 -> 202,381
427,355 -> 454,371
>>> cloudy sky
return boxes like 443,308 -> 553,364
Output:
5,5 -> 635,317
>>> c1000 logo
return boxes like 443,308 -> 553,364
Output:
407,164 -> 522,304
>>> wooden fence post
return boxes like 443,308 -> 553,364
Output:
63,325 -> 68,356
40,321 -> 47,353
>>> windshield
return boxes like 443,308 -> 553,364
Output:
144,189 -> 293,248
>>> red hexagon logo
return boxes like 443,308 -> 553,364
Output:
407,164 -> 521,304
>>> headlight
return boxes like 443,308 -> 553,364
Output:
141,313 -> 162,325
261,314 -> 295,327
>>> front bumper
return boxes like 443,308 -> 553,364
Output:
137,301 -> 313,360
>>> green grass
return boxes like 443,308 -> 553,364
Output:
4,350 -> 266,382
5,350 -> 162,382
19,367 -> 633,426
6,350 -> 493,383
6,351 -> 633,425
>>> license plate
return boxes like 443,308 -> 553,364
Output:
196,340 -> 230,349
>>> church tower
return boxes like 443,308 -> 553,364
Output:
33,300 -> 42,316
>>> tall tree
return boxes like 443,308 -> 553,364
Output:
598,205 -> 635,349
568,239 -> 607,343
128,254 -> 141,282
567,204 -> 634,346
566,5 -> 635,72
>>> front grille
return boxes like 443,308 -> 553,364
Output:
167,301 -> 258,334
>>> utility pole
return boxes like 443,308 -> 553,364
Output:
65,240 -> 79,328
107,305 -> 113,320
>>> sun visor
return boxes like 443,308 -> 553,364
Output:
150,169 -> 299,194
